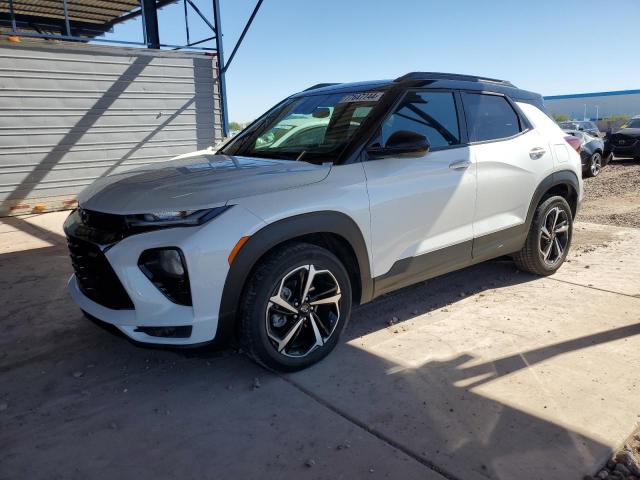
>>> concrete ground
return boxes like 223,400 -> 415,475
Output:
1,211 -> 639,480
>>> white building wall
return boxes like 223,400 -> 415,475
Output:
544,91 -> 640,120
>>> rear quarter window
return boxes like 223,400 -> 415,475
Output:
462,93 -> 522,142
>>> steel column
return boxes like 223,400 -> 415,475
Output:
141,0 -> 160,49
7,0 -> 17,31
212,0 -> 228,136
62,0 -> 72,36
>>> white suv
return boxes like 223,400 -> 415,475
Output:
64,72 -> 583,371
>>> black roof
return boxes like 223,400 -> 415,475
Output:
296,72 -> 541,103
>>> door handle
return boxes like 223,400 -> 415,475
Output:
449,160 -> 471,170
529,147 -> 546,160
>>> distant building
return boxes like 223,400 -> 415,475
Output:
544,89 -> 640,120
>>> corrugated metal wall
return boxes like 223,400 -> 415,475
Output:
0,39 -> 222,216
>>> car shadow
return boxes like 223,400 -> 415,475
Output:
3,240 -> 636,479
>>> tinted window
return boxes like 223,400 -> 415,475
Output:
463,93 -> 521,142
381,91 -> 460,149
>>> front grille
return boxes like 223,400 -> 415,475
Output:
67,236 -> 134,310
79,208 -> 127,236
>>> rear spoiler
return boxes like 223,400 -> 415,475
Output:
303,83 -> 340,91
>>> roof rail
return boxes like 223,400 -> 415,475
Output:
303,83 -> 340,92
394,72 -> 515,87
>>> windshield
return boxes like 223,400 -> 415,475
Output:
626,119 -> 640,128
221,91 -> 383,163
559,122 -> 579,130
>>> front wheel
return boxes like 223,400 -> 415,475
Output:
584,152 -> 602,177
239,243 -> 352,372
513,196 -> 573,276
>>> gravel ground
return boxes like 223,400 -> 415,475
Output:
586,433 -> 640,480
578,158 -> 640,228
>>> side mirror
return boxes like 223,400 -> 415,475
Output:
367,130 -> 430,159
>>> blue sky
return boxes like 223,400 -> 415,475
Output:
106,0 -> 640,123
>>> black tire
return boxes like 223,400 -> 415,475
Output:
583,152 -> 602,178
239,242 -> 352,372
513,196 -> 573,276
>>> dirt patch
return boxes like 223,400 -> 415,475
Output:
578,159 -> 640,228
571,223 -> 619,251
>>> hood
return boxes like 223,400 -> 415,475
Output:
78,155 -> 331,214
612,128 -> 640,138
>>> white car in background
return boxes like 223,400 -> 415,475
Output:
64,72 -> 582,371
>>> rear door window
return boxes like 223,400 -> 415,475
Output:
462,93 -> 522,142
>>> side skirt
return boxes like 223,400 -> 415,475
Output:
471,223 -> 527,263
371,224 -> 527,299
373,241 -> 473,297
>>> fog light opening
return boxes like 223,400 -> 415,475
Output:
138,248 -> 192,306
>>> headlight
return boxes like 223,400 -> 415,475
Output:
125,205 -> 231,228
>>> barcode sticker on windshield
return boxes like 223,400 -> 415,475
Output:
339,92 -> 384,103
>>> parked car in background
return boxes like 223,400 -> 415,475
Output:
562,129 -> 607,177
608,117 -> 640,160
620,115 -> 640,128
558,120 -> 602,137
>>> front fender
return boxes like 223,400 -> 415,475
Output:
216,211 -> 372,343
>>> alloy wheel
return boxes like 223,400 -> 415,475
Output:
265,264 -> 341,358
590,153 -> 602,176
538,206 -> 570,266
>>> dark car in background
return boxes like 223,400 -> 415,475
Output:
608,118 -> 640,160
559,120 -> 602,137
563,129 -> 608,177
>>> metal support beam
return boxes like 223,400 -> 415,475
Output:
212,0 -> 228,136
61,0 -> 72,36
172,35 -> 215,50
7,0 -> 17,31
186,0 -> 216,33
182,0 -> 190,45
222,0 -> 263,74
141,0 -> 160,49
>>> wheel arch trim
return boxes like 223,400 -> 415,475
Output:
216,211 -> 372,343
526,170 -> 580,226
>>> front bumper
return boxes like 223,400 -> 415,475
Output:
68,275 -> 215,345
64,206 -> 265,345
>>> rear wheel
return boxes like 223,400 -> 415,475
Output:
513,196 -> 573,276
584,152 -> 602,177
239,243 -> 352,372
